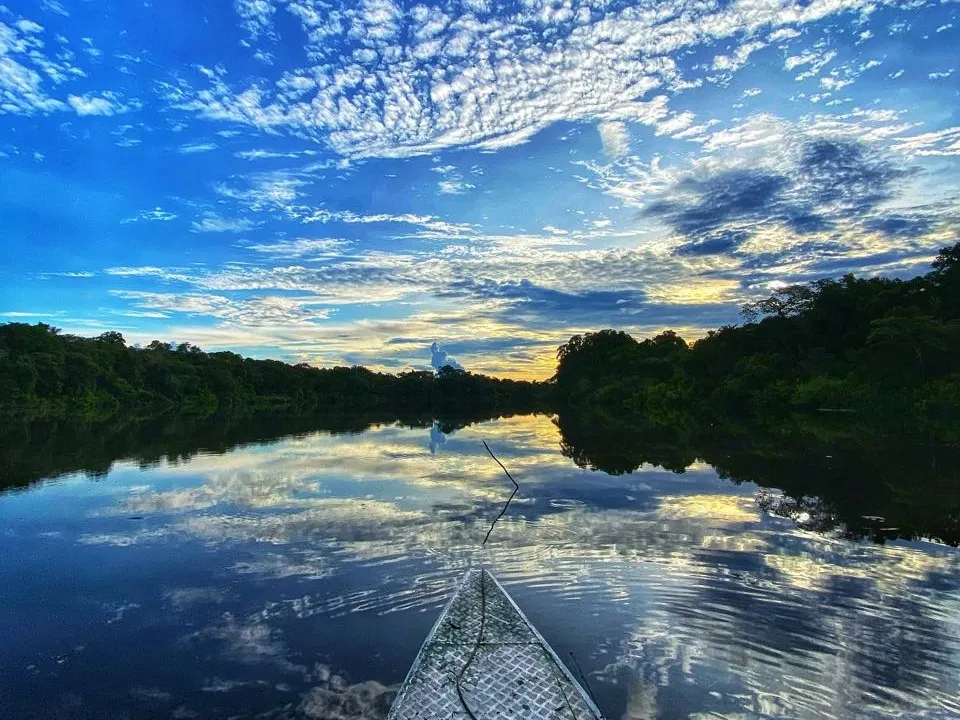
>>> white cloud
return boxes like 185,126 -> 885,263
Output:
122,208 -> 178,224
91,189 -> 952,377
244,238 -> 352,258
438,178 -> 476,195
235,149 -> 302,160
211,170 -> 475,234
234,0 -> 277,39
598,121 -> 630,159
0,19 -> 70,114
892,127 -> 960,157
40,0 -> 69,17
111,310 -> 170,319
768,28 -> 801,41
110,290 -> 332,325
711,40 -> 766,73
191,214 -> 257,233
785,49 -> 836,75
430,342 -> 463,371
301,208 -> 474,236
216,174 -> 308,213
169,0 -> 887,158
178,142 -> 218,154
15,20 -> 43,34
39,271 -> 95,278
431,163 -> 476,195
105,266 -> 193,282
655,112 -> 697,137
820,77 -> 852,91
67,92 -> 135,117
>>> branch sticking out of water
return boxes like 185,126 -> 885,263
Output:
481,440 -> 520,547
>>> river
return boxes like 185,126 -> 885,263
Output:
1,413 -> 958,719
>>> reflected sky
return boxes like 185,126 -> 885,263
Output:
1,415 -> 958,720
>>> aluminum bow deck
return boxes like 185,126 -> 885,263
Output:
388,568 -> 604,720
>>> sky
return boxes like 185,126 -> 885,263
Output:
0,0 -> 958,379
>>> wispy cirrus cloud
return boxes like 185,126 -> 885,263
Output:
109,290 -> 332,325
0,16 -> 136,117
433,166 -> 475,196
242,238 -> 352,259
67,92 -> 137,116
597,121 -> 630,160
190,213 -> 257,233
892,127 -> 960,157
122,208 -> 178,224
0,17 -> 73,114
178,141 -> 217,154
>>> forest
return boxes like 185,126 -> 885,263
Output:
0,326 -> 545,419
2,242 -> 959,439
3,245 -> 959,544
552,242 -> 960,440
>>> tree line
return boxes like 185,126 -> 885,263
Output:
552,242 -> 960,440
3,242 -> 959,436
0,327 -> 546,420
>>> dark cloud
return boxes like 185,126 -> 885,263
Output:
731,243 -> 938,285
442,278 -> 665,329
803,248 -> 935,278
439,277 -> 739,330
340,354 -> 407,367
507,351 -> 535,361
649,139 -> 915,253
443,278 -> 645,317
734,240 -> 849,272
386,336 -> 537,353
863,215 -> 932,237
786,212 -> 833,234
798,139 -> 906,212
676,230 -> 751,256
647,170 -> 789,240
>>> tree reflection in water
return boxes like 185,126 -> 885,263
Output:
3,408 -> 958,546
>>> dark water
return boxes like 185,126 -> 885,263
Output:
1,414 -> 959,720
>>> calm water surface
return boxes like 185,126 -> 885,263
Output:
1,415 -> 958,720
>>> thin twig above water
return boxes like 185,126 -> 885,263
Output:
481,440 -> 520,547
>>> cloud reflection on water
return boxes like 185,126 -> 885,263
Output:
3,415 -> 959,719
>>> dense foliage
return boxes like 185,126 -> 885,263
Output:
553,242 -> 960,440
3,242 -> 959,441
0,327 -> 545,420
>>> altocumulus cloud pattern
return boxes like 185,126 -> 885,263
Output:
1,0 -> 958,377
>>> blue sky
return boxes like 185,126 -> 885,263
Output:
1,0 -> 958,378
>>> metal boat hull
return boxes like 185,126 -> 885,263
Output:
388,568 -> 604,720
